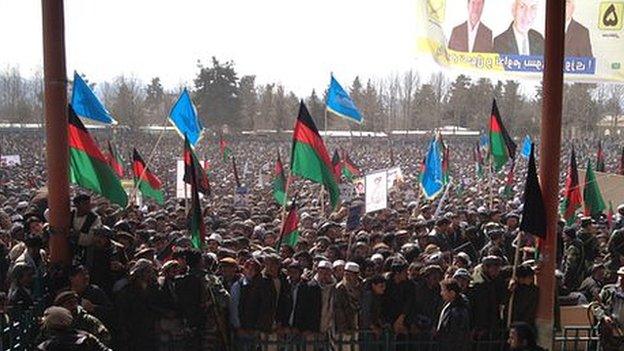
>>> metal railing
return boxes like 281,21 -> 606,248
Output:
553,326 -> 601,351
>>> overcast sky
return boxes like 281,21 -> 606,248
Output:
0,0 -> 443,96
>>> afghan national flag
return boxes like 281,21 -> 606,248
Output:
107,141 -> 124,178
596,141 -> 606,173
220,134 -> 232,163
291,101 -> 340,208
620,147 -> 624,175
519,143 -> 547,238
278,202 -> 299,248
489,99 -> 516,171
184,136 -> 210,195
474,142 -> 484,178
332,149 -> 342,181
560,147 -> 582,225
187,150 -> 206,249
68,105 -> 128,207
342,152 -> 361,181
132,149 -> 164,205
272,151 -> 287,205
503,159 -> 515,198
583,160 -> 606,217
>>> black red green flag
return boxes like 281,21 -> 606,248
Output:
277,201 -> 299,249
68,105 -> 128,207
489,99 -> 516,171
132,149 -> 164,205
332,150 -> 342,181
187,150 -> 206,249
272,151 -> 287,205
596,141 -> 606,172
519,143 -> 547,238
560,147 -> 582,225
341,151 -> 361,181
183,136 -> 210,195
220,134 -> 231,163
290,101 -> 340,208
503,159 -> 515,198
107,141 -> 124,178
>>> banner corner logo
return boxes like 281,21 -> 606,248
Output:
599,2 -> 624,30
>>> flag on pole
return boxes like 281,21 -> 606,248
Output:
489,99 -> 517,171
68,105 -> 127,207
71,72 -> 117,124
332,150 -> 342,181
560,147 -> 582,225
520,135 -> 532,159
278,201 -> 299,249
503,159 -> 515,198
439,136 -> 450,185
132,149 -> 164,205
169,88 -> 203,147
187,151 -> 206,249
232,156 -> 241,188
420,138 -> 444,199
220,134 -> 232,163
519,143 -> 547,238
290,101 -> 340,208
341,152 -> 361,181
583,160 -> 606,217
326,74 -> 363,124
596,141 -> 606,172
184,136 -> 210,195
272,151 -> 287,205
107,141 -> 124,178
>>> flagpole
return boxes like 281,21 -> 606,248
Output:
507,231 -> 524,327
489,157 -> 494,209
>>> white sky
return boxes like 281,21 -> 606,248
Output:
0,0 -> 442,96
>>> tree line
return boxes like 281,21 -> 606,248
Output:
0,58 -> 622,135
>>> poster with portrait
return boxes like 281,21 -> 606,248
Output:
0,155 -> 21,166
416,0 -> 624,82
365,170 -> 388,214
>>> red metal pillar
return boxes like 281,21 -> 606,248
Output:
536,0 -> 565,348
42,0 -> 71,265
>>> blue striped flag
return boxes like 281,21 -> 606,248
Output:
169,89 -> 203,147
71,72 -> 117,124
326,75 -> 363,124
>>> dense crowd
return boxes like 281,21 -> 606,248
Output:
1,130 -> 624,351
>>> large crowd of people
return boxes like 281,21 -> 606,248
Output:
0,129 -> 623,351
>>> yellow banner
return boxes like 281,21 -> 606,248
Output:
416,0 -> 624,82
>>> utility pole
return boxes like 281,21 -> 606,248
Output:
536,0 -> 565,348
42,0 -> 71,264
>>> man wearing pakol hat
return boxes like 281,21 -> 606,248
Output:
614,204 -> 624,231
579,263 -> 606,303
333,262 -> 363,337
594,266 -> 624,351
406,265 -> 443,337
37,306 -> 111,351
51,290 -> 111,346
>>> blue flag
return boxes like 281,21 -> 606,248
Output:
326,75 -> 363,124
521,135 -> 532,159
421,138 -> 445,199
71,72 -> 117,124
479,134 -> 489,150
169,89 -> 203,146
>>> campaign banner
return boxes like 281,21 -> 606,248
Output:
365,170 -> 388,214
416,0 -> 624,82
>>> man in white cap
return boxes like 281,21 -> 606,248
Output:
332,260 -> 345,282
206,233 -> 223,253
333,262 -> 362,343
594,266 -> 624,350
